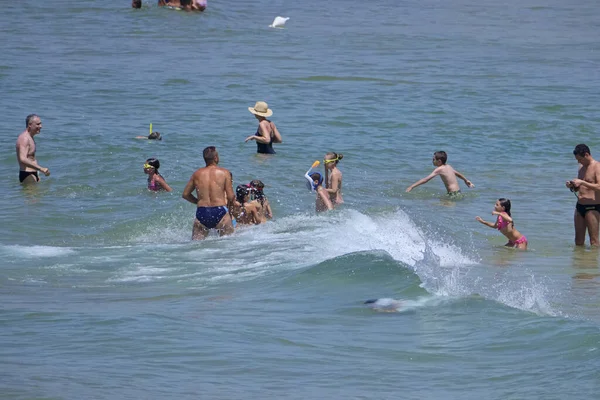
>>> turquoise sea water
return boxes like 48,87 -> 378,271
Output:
1,0 -> 600,398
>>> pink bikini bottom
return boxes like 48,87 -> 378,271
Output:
508,236 -> 527,246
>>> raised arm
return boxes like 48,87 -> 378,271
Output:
454,170 -> 474,188
182,176 -> 198,204
304,169 -> 315,191
406,171 -> 438,193
476,216 -> 497,229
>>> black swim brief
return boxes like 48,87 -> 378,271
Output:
19,171 -> 39,183
576,203 -> 600,218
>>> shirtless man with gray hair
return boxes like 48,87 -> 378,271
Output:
15,114 -> 50,184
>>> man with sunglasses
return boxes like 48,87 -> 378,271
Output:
182,146 -> 235,240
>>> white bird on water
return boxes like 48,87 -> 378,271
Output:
269,16 -> 290,29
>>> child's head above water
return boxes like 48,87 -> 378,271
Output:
236,184 -> 252,203
495,198 -> 512,216
144,158 -> 160,173
432,151 -> 447,166
324,152 -> 344,167
310,172 -> 323,187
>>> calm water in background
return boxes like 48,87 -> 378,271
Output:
1,0 -> 600,398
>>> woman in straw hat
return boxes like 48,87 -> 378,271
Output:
245,101 -> 283,154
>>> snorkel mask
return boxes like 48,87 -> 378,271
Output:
306,172 -> 323,191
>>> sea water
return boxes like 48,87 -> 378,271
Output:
1,0 -> 600,398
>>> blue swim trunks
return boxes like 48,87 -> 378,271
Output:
196,206 -> 228,229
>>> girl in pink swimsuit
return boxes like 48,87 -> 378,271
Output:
476,198 -> 528,250
143,158 -> 173,192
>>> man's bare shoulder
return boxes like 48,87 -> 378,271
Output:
16,131 -> 30,144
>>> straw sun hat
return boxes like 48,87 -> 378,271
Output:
248,101 -> 273,117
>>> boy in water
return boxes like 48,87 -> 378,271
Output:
405,151 -> 474,196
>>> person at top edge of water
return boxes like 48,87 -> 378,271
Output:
476,198 -> 528,250
231,184 -> 261,225
144,158 -> 173,192
566,144 -> 600,247
324,152 -> 344,207
245,101 -> 283,154
405,151 -> 474,196
16,114 -> 50,184
158,0 -> 206,11
182,146 -> 235,240
248,180 -> 272,222
132,0 -> 142,8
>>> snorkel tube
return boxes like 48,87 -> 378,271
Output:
304,160 -> 321,192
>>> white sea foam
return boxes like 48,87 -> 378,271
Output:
2,245 -> 75,258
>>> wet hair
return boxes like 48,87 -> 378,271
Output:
310,172 -> 323,187
132,0 -> 142,8
26,114 -> 39,128
148,132 -> 162,140
203,146 -> 217,164
325,152 -> 344,165
573,144 -> 591,157
236,185 -> 250,204
433,151 -> 447,165
249,180 -> 266,204
146,158 -> 161,174
498,198 -> 512,217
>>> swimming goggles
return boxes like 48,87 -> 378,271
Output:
323,158 -> 338,164
143,163 -> 155,169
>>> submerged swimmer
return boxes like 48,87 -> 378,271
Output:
364,298 -> 403,312
136,131 -> 162,140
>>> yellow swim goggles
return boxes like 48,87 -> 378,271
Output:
323,158 -> 338,164
143,163 -> 155,169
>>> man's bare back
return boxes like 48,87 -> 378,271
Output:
183,165 -> 233,207
182,147 -> 235,240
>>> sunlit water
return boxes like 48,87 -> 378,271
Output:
1,0 -> 600,398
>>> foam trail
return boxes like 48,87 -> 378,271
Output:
2,245 -> 75,258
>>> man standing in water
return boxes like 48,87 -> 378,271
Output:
567,144 -> 600,246
16,114 -> 50,184
182,146 -> 235,240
